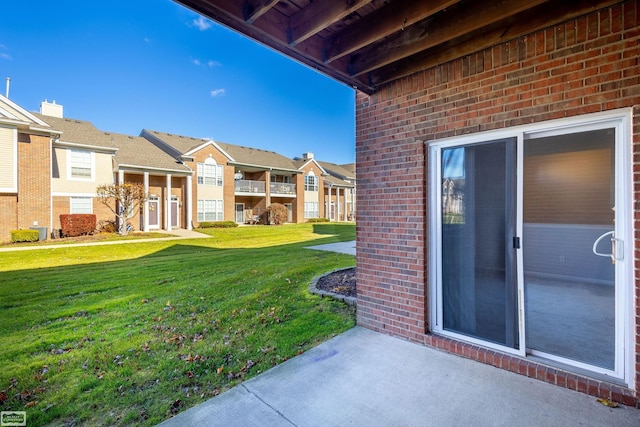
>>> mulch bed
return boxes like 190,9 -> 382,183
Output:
315,267 -> 356,297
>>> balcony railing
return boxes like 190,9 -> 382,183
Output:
270,182 -> 296,195
235,179 -> 265,194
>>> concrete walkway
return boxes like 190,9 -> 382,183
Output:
0,228 -> 209,252
305,240 -> 356,256
159,327 -> 639,426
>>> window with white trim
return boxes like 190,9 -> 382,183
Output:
70,196 -> 93,214
304,202 -> 318,218
197,159 -> 223,186
68,149 -> 93,180
197,199 -> 223,221
0,126 -> 17,192
304,172 -> 318,191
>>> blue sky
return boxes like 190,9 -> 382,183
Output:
0,0 -> 356,164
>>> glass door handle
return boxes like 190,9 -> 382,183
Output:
592,231 -> 623,263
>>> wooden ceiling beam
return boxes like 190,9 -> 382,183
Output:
288,0 -> 373,46
324,0 -> 460,64
243,0 -> 280,24
367,0 -> 624,87
349,0 -> 550,77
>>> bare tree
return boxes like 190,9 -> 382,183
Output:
97,183 -> 147,235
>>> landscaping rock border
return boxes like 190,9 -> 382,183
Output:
308,267 -> 357,306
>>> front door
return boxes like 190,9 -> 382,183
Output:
148,197 -> 159,229
235,203 -> 244,224
284,203 -> 293,223
171,197 -> 179,228
431,113 -> 630,382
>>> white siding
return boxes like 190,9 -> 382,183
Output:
0,126 -> 17,192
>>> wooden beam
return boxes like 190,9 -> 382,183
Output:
288,0 -> 373,46
324,0 -> 460,64
349,0 -> 549,77
244,0 -> 279,24
367,0 -> 625,87
175,1 -> 374,92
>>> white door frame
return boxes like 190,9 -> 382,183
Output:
428,109 -> 634,386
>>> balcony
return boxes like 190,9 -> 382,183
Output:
235,179 -> 266,195
270,182 -> 296,196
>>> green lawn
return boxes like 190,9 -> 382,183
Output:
0,223 -> 356,426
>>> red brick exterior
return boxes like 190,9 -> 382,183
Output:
0,132 -> 52,241
356,0 -> 640,404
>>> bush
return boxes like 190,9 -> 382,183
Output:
307,218 -> 330,223
11,230 -> 39,243
266,203 -> 288,225
60,214 -> 97,237
98,220 -> 118,234
198,221 -> 239,228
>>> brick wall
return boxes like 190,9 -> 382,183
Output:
16,133 -> 50,233
356,0 -> 640,403
0,196 -> 18,242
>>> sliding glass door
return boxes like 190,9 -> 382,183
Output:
430,112 -> 630,382
523,129 -> 616,370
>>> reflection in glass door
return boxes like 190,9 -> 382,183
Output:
441,139 -> 518,348
523,129 -> 616,370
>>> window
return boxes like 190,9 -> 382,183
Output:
304,202 -> 318,218
304,172 -> 318,191
197,199 -> 223,221
0,126 -> 17,193
69,149 -> 92,180
197,160 -> 223,186
70,196 -> 92,214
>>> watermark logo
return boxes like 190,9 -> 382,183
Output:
1,412 -> 26,427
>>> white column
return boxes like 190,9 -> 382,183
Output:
166,174 -> 172,231
143,172 -> 149,232
186,175 -> 193,230
117,170 -> 125,231
337,187 -> 342,222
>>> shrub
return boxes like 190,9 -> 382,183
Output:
60,214 -> 97,237
98,220 -> 118,234
198,221 -> 239,228
266,203 -> 288,225
10,230 -> 39,243
307,218 -> 330,223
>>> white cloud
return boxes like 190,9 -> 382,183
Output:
144,37 -> 150,43
210,89 -> 225,98
192,59 -> 202,66
0,53 -> 12,61
207,60 -> 222,68
191,16 -> 212,31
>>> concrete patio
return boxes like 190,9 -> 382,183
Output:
158,327 -> 640,427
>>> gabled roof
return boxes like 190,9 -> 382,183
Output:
144,129 -> 300,173
0,95 -> 58,133
292,157 -> 327,174
318,161 -> 356,181
35,114 -> 191,174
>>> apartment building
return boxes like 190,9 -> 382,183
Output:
0,96 -> 355,242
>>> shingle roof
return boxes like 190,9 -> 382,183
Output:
318,161 -> 356,181
216,142 -> 298,172
143,129 -> 299,172
35,114 -> 191,173
107,133 -> 191,173
141,129 -> 211,157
